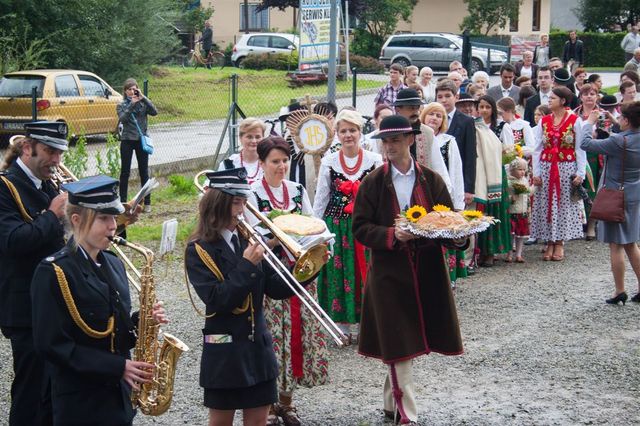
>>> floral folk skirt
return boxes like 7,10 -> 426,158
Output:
317,216 -> 366,324
264,281 -> 329,393
530,161 -> 584,241
477,171 -> 512,256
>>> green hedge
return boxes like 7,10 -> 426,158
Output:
240,51 -> 384,74
549,31 -> 626,67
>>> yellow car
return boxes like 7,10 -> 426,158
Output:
0,69 -> 123,145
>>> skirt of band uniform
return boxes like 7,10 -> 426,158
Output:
204,378 -> 277,410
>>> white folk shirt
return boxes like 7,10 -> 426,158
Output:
390,160 -> 415,211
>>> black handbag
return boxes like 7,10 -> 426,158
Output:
589,136 -> 626,223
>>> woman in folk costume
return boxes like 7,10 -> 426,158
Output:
531,86 -> 586,261
420,102 -> 468,284
476,95 -> 513,266
245,136 -> 328,426
353,115 -> 464,426
313,109 -> 383,341
217,118 -> 266,184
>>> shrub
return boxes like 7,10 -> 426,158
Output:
351,29 -> 384,59
168,174 -> 197,196
241,53 -> 298,70
342,52 -> 385,74
95,133 -> 121,178
63,134 -> 88,179
549,31 -> 627,68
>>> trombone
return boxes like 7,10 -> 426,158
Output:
194,171 -> 348,347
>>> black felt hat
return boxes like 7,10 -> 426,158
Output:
553,68 -> 575,87
456,93 -> 477,104
392,88 -> 426,106
206,167 -> 251,197
370,115 -> 420,139
24,121 -> 69,152
63,175 -> 125,215
599,95 -> 619,108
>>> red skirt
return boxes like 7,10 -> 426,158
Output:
510,213 -> 530,237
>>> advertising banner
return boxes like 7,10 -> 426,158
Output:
299,0 -> 339,70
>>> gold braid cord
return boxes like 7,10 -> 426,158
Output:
52,263 -> 115,351
1,176 -> 33,222
183,243 -> 251,318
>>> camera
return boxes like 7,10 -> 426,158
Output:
134,89 -> 141,96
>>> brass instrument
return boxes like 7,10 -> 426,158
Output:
193,171 -> 348,346
111,236 -> 189,416
50,163 -> 141,290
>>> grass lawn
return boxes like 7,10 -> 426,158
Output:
145,66 -> 382,124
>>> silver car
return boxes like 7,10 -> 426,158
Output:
379,33 -> 508,74
231,33 -> 299,67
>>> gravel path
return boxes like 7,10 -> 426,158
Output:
1,239 -> 639,425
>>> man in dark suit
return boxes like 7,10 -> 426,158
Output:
0,122 -> 69,425
524,66 -> 554,127
562,30 -> 584,72
436,79 -> 476,205
198,21 -> 214,69
487,63 -> 521,102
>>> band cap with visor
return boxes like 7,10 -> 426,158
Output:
63,175 -> 125,215
23,121 -> 69,152
206,167 -> 251,197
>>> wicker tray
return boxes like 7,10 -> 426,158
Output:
396,214 -> 498,239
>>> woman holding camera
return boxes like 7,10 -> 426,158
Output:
117,78 -> 157,212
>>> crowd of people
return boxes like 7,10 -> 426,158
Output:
1,46 -> 640,426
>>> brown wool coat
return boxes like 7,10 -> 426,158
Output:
352,162 -> 463,363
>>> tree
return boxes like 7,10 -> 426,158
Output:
0,0 -> 202,85
460,0 -> 522,35
576,0 -> 640,31
178,0 -> 214,34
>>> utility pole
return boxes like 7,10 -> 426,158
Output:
327,0 -> 338,103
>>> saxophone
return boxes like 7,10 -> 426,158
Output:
111,236 -> 189,416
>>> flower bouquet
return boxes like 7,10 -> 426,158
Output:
502,144 -> 524,165
396,204 -> 498,239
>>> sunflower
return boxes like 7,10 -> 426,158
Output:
432,204 -> 451,212
405,205 -> 427,222
515,144 -> 524,157
462,210 -> 483,221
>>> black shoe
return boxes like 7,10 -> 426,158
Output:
605,292 -> 628,305
631,293 -> 640,303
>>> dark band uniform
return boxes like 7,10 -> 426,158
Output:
30,175 -> 138,425
0,122 -> 68,425
185,168 -> 301,410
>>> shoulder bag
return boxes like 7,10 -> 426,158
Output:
589,136 -> 626,223
132,115 -> 154,155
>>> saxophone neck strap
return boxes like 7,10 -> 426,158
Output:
1,175 -> 33,223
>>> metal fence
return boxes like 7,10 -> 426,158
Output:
2,69 -> 384,180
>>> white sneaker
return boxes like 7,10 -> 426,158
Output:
143,205 -> 151,213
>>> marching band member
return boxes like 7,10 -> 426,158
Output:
313,109 -> 382,341
0,122 -> 69,425
30,175 -> 167,425
352,115 -> 465,425
218,118 -> 267,184
246,136 -> 328,426
185,167 -> 306,426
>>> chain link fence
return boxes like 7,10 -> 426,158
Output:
0,68 -> 383,180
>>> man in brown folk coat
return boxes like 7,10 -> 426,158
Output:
352,115 -> 465,425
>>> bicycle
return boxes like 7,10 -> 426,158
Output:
188,42 -> 226,69
362,115 -> 375,135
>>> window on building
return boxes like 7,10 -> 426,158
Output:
532,0 -> 541,32
240,3 -> 269,31
510,14 -> 519,32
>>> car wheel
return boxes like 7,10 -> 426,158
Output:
393,58 -> 410,68
235,57 -> 245,68
471,58 -> 483,74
